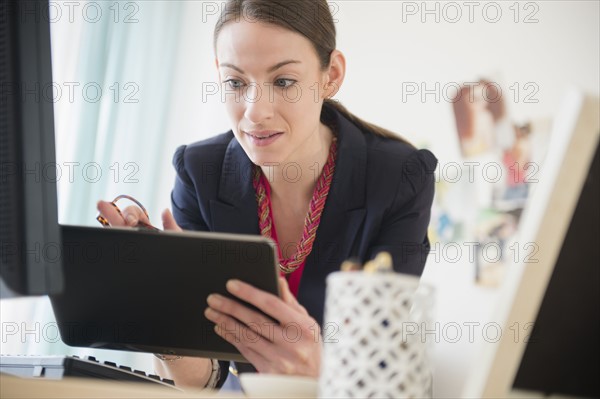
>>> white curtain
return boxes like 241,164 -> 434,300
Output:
54,1 -> 185,224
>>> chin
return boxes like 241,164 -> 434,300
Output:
241,144 -> 286,167
249,154 -> 285,167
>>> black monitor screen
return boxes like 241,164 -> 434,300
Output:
0,0 -> 63,297
512,141 -> 599,397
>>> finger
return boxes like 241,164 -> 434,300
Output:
97,200 -> 126,227
161,209 -> 182,232
211,313 -> 310,375
231,342 -> 298,376
212,322 -> 277,373
206,306 -> 274,348
208,309 -> 290,373
208,295 -> 311,349
206,304 -> 320,376
278,277 -> 309,316
206,294 -> 277,336
225,279 -> 302,326
120,205 -> 150,227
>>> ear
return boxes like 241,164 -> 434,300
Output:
323,49 -> 346,99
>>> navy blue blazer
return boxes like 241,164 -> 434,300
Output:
171,102 -> 437,327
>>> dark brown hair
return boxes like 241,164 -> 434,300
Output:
213,0 -> 412,146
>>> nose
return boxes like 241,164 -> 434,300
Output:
243,83 -> 274,124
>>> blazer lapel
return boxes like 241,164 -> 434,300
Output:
310,112 -> 368,267
209,137 -> 259,235
298,108 -> 368,322
208,108 -> 369,243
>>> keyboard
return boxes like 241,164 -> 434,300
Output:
0,354 -> 179,390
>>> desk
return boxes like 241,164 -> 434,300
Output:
0,374 -> 243,398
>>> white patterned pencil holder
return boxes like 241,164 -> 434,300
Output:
318,272 -> 433,398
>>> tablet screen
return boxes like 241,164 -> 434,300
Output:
50,225 -> 280,362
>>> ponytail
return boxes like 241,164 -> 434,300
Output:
324,99 -> 415,148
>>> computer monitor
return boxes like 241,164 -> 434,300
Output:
512,137 -> 599,397
462,89 -> 600,397
0,0 -> 63,297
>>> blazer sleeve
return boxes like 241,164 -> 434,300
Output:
171,144 -> 210,231
366,148 -> 437,276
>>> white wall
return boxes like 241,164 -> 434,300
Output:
335,1 -> 598,154
153,0 -> 599,226
162,0 -> 599,163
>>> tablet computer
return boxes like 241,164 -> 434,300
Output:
49,224 -> 280,362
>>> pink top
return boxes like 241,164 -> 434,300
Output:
260,173 -> 305,298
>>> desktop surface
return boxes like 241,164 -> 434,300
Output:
0,373 -> 236,399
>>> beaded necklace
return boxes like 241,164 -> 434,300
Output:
252,139 -> 338,274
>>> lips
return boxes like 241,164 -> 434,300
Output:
243,130 -> 284,147
244,130 -> 283,139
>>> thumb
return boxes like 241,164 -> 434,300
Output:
161,209 -> 182,232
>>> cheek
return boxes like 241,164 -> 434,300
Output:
292,87 -> 324,126
224,101 -> 244,127
282,85 -> 320,115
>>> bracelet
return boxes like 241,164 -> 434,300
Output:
154,353 -> 183,362
204,358 -> 221,390
153,354 -> 220,389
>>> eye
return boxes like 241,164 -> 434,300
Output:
274,78 -> 296,88
223,79 -> 244,89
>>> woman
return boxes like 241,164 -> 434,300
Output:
97,0 -> 437,391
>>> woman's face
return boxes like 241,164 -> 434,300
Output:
215,21 -> 335,166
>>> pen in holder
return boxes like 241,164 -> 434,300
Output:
319,253 -> 434,398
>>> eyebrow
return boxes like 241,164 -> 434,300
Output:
219,60 -> 302,74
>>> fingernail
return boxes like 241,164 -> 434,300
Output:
226,280 -> 240,292
207,294 -> 221,306
126,214 -> 136,225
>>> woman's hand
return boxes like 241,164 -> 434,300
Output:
96,201 -> 181,231
204,276 -> 322,377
